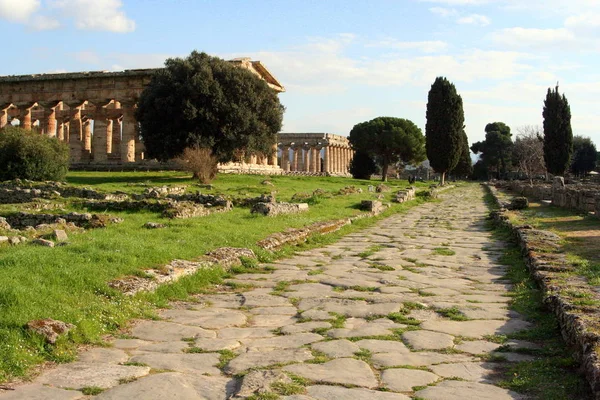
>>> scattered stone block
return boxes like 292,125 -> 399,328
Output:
0,236 -> 8,244
251,202 -> 309,216
0,216 -> 10,230
33,239 -> 55,247
27,318 -> 74,344
143,222 -> 166,229
360,200 -> 385,214
376,184 -> 391,193
53,229 -> 68,242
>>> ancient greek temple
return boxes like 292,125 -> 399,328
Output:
278,133 -> 354,176
0,58 -> 285,166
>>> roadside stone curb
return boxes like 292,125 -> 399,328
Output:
485,183 -> 600,398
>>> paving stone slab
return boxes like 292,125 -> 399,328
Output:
355,339 -> 410,354
242,332 -> 323,349
243,293 -> 291,307
381,368 -> 440,392
77,348 -> 129,364
95,372 -> 235,400
199,294 -> 244,308
194,338 -> 241,351
128,352 -> 220,375
226,348 -> 313,375
0,384 -> 85,400
402,330 -> 455,350
430,362 -> 498,382
250,306 -> 298,315
310,339 -> 360,358
160,308 -> 247,329
250,314 -> 297,327
371,352 -> 473,367
414,379 -> 525,400
455,340 -> 501,355
281,321 -> 331,334
420,319 -> 531,338
135,341 -> 189,353
131,320 -> 216,341
300,309 -> 333,320
284,358 -> 378,388
236,369 -> 292,398
305,385 -> 411,400
218,327 -> 276,339
112,339 -> 150,350
38,362 -> 150,389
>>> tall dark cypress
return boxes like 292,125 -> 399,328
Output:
543,85 -> 573,176
425,77 -> 464,185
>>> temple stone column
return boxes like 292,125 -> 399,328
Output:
91,101 -> 111,162
66,102 -> 84,163
249,154 -> 257,164
292,146 -> 300,171
0,104 -> 11,129
269,143 -> 278,166
303,147 -> 310,172
322,146 -> 330,173
111,117 -> 122,157
121,101 -> 137,163
57,119 -> 65,141
40,101 -> 60,137
281,146 -> 290,171
82,118 -> 92,158
17,102 -> 36,130
311,147 -> 319,172
261,153 -> 268,166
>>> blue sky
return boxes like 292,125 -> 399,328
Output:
0,0 -> 598,147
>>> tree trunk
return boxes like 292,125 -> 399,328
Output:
382,162 -> 389,182
441,171 -> 445,186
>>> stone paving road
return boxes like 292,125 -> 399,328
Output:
1,185 -> 536,399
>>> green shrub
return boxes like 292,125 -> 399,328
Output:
0,127 -> 69,181
349,151 -> 377,180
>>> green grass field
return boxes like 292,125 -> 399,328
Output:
0,171 -> 431,382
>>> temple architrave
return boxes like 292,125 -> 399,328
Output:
0,58 -> 354,174
278,133 -> 354,176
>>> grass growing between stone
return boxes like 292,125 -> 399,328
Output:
0,171 -> 432,383
498,195 -> 600,287
490,225 -> 592,399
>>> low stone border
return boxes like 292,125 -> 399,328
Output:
485,183 -> 600,398
108,247 -> 256,296
257,219 -> 352,251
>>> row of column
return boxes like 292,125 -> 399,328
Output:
280,145 -> 353,174
246,144 -> 278,167
0,101 -> 142,164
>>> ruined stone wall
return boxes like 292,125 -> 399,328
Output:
496,179 -> 600,216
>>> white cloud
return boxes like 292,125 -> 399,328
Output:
457,14 -> 490,26
367,39 -> 448,53
29,14 -> 60,30
429,7 -> 459,17
0,0 -> 39,22
51,0 -> 135,33
0,0 -> 134,32
565,13 -> 600,35
491,27 -> 576,49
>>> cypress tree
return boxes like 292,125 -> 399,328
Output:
425,77 -> 464,185
543,85 -> 573,176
